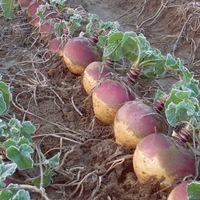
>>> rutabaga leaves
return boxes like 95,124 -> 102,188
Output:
44,152 -> 60,168
173,67 -> 199,97
49,0 -> 67,9
68,13 -> 82,32
0,0 -> 15,19
99,20 -> 120,32
20,121 -> 36,141
0,159 -> 17,187
54,20 -> 67,37
7,118 -> 35,141
139,49 -> 166,78
0,81 -> 11,114
5,144 -> 34,170
3,138 -> 34,170
0,119 -> 8,137
166,54 -> 184,71
33,168 -> 55,188
85,13 -> 99,35
0,93 -> 7,115
103,31 -> 124,60
10,189 -> 31,200
1,185 -> 31,200
187,181 -> 200,200
0,190 -> 13,200
165,88 -> 199,127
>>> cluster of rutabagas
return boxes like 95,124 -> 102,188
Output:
18,1 -> 199,199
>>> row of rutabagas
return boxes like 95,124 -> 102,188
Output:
17,0 -> 200,199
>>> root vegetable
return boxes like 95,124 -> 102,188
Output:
63,37 -> 102,75
39,21 -> 54,38
18,0 -> 33,7
167,181 -> 189,200
27,2 -> 41,17
48,38 -> 63,56
133,133 -> 195,188
82,61 -> 114,95
92,79 -> 135,124
114,100 -> 167,148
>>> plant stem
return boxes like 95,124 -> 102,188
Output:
16,184 -> 50,200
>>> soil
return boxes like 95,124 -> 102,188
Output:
0,0 -> 199,199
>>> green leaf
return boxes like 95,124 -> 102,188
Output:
0,0 -> 15,19
49,0 -> 67,8
0,161 -> 17,183
173,69 -> 199,98
121,34 -> 139,62
103,31 -> 124,60
166,54 -> 183,70
11,189 -> 31,200
121,31 -> 137,46
99,20 -> 120,32
54,20 -> 67,37
69,14 -> 82,32
45,153 -> 60,168
33,168 -> 55,188
17,137 -> 31,146
8,118 -> 21,138
138,49 -> 166,78
3,138 -> 17,149
137,34 -> 150,50
0,92 -> 7,115
0,120 -> 8,137
6,144 -> 34,170
3,185 -> 31,200
86,13 -> 99,34
21,121 -> 36,141
142,59 -> 166,78
0,190 -> 13,200
6,119 -> 35,141
187,181 -> 200,200
165,88 -> 199,127
0,81 -> 11,111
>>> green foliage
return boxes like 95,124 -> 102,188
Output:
102,30 -> 169,78
0,81 -> 11,114
44,152 -> 60,168
86,13 -> 120,36
0,78 -> 60,198
32,151 -> 60,188
165,53 -> 184,71
1,185 -> 31,200
4,141 -> 34,170
187,182 -> 200,200
164,64 -> 200,127
174,66 -> 199,98
165,88 -> 199,127
33,168 -> 55,188
0,160 -> 30,199
0,159 -> 17,188
0,0 -> 15,19
49,0 -> 68,10
54,20 -> 67,37
68,13 -> 82,32
86,13 -> 99,35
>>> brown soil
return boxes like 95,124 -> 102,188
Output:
0,0 -> 199,199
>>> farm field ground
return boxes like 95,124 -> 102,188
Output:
0,0 -> 199,199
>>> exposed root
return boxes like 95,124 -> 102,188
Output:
136,0 -> 170,29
